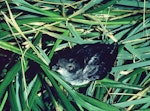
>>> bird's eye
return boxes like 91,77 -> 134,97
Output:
66,64 -> 75,71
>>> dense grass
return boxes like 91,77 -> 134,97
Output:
0,0 -> 150,111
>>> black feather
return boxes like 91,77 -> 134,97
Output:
50,43 -> 118,85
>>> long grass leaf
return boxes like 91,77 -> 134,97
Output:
0,61 -> 21,100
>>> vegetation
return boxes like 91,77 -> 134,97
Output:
0,0 -> 150,111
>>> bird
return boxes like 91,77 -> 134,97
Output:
50,42 -> 118,86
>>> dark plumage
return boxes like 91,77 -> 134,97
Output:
50,43 -> 118,85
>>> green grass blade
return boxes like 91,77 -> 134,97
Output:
88,0 -> 119,13
0,92 -> 8,111
113,96 -> 150,108
28,76 -> 42,109
78,93 -> 124,111
41,67 -> 77,111
0,61 -> 21,100
69,0 -> 103,18
14,0 -> 60,17
8,84 -> 20,111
